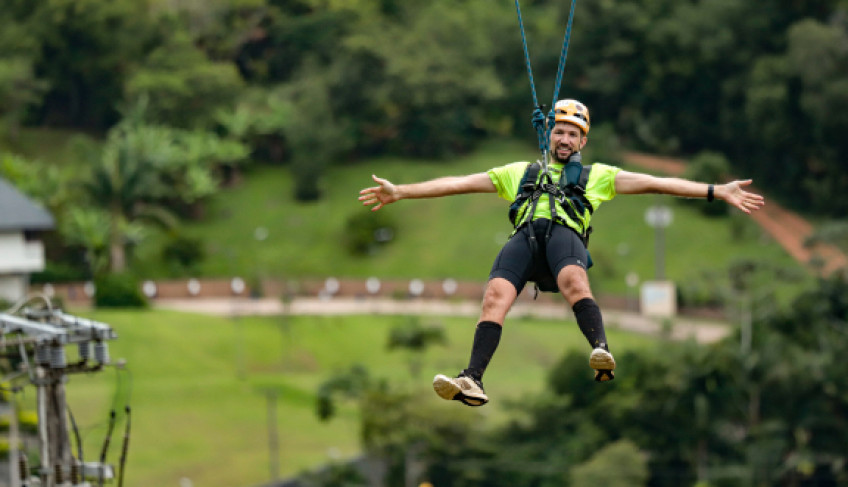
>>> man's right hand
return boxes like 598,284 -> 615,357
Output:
358,174 -> 399,211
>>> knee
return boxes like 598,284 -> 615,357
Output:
557,266 -> 592,303
480,278 -> 516,320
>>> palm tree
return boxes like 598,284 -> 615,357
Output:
82,126 -> 176,272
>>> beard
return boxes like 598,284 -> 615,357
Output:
552,146 -> 576,164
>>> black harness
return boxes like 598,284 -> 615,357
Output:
507,154 -> 595,293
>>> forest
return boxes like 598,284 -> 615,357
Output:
3,0 -> 847,279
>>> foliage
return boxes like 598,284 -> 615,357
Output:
1,0 -> 847,212
282,62 -> 354,201
58,207 -> 111,276
418,273 -> 848,487
125,30 -> 245,129
570,439 -> 649,487
343,209 -> 397,256
11,0 -> 158,128
93,273 -> 148,308
315,364 -> 373,421
30,260 -> 90,285
299,462 -> 369,487
386,317 -> 446,352
386,316 -> 447,378
807,220 -> 848,255
72,100 -> 249,271
216,86 -> 292,164
0,57 -> 48,136
159,231 -> 206,275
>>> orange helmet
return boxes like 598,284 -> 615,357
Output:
554,99 -> 590,134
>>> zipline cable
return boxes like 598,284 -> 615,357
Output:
513,0 -> 579,171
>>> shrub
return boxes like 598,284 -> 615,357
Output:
30,261 -> 89,284
343,211 -> 397,256
94,273 -> 148,308
161,233 -> 205,274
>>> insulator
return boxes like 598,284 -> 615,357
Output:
71,462 -> 80,483
35,346 -> 51,365
18,452 -> 29,481
94,341 -> 110,364
54,463 -> 63,484
50,345 -> 66,369
78,341 -> 92,361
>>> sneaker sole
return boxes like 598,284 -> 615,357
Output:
433,374 -> 488,407
589,349 -> 616,371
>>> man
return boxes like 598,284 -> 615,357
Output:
358,99 -> 765,407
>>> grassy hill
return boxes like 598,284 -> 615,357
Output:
2,127 -> 805,299
131,137 -> 804,299
44,308 -> 659,487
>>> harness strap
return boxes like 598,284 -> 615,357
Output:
510,160 -> 595,238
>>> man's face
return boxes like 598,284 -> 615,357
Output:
550,122 -> 587,163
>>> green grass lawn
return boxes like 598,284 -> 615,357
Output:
49,307 -> 657,487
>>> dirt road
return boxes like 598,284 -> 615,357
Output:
622,152 -> 847,275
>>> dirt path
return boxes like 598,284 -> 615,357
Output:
622,151 -> 847,275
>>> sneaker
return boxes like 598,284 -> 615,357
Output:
590,347 -> 616,382
433,372 -> 489,407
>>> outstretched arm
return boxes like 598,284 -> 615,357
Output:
358,172 -> 496,211
614,170 -> 765,214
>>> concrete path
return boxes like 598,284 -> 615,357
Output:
153,296 -> 731,344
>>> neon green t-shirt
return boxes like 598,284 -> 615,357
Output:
487,160 -> 621,234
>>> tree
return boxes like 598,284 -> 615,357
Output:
125,30 -> 245,129
17,0 -> 157,128
83,131 -> 168,273
386,317 -> 446,378
0,57 -> 48,137
57,207 -> 111,277
281,62 -> 353,201
570,440 -> 649,487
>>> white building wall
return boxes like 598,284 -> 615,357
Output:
0,232 -> 45,273
0,232 -> 45,303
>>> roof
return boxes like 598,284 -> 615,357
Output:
0,177 -> 55,231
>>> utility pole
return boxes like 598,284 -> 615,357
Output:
267,390 -> 279,481
259,388 -> 281,482
1,307 -> 120,487
644,201 -> 673,280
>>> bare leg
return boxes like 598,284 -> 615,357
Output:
479,277 -> 519,324
556,264 -> 593,306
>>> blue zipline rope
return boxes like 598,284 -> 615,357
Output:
514,0 -> 579,164
550,0 -> 578,128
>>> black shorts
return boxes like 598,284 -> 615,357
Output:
489,219 -> 588,294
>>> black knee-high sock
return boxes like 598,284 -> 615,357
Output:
572,298 -> 609,351
465,321 -> 502,381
